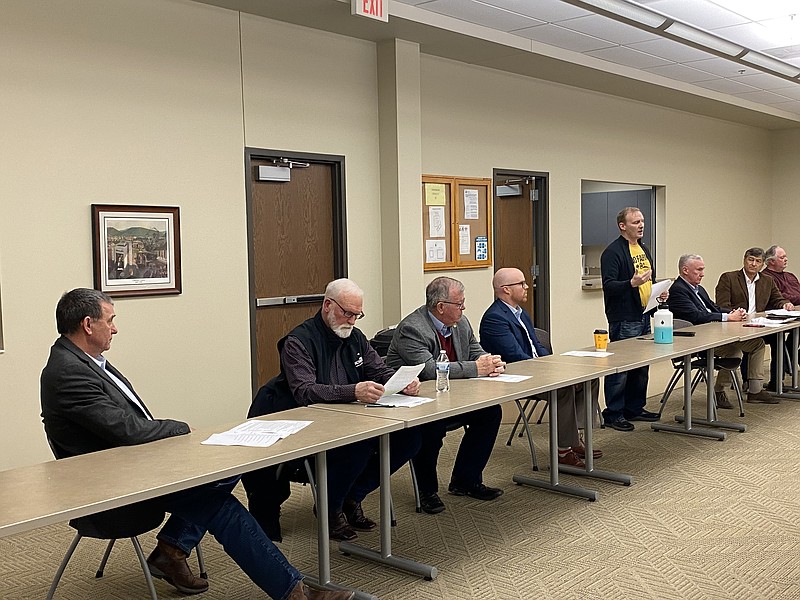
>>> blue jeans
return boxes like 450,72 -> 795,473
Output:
602,316 -> 651,422
156,476 -> 302,600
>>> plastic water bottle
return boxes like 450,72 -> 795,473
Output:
654,302 -> 673,344
435,350 -> 450,392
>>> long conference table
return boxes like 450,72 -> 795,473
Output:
0,407 -> 403,600
3,316 -> 799,597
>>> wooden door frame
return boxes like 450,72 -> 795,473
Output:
244,147 -> 348,393
492,168 -> 550,332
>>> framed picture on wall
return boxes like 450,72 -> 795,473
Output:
91,204 -> 182,297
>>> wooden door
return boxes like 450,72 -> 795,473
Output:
246,150 -> 346,390
492,170 -> 550,330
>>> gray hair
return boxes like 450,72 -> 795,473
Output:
56,288 -> 114,335
764,245 -> 780,266
743,247 -> 764,260
324,278 -> 363,301
426,277 -> 464,311
678,254 -> 703,271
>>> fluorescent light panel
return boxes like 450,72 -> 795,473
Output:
664,21 -> 744,57
741,51 -> 800,78
575,0 -> 667,29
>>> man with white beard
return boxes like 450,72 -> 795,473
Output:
242,279 -> 421,542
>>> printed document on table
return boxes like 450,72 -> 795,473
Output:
382,364 -> 425,396
766,309 -> 800,317
561,350 -> 613,357
748,317 -> 788,327
202,419 -> 312,447
477,374 -> 532,383
373,394 -> 435,408
644,279 -> 673,313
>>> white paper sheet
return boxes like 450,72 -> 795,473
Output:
429,206 -> 445,237
561,350 -> 614,357
381,364 -> 424,396
464,189 -> 479,219
476,374 -> 532,383
368,395 -> 435,408
459,224 -> 470,254
202,419 -> 312,447
747,317 -> 789,327
644,279 -> 673,313
426,239 -> 446,263
766,309 -> 800,317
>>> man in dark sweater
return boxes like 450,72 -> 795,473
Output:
243,279 -> 421,542
600,207 -> 666,431
763,245 -> 800,390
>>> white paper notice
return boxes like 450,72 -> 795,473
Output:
371,394 -> 435,408
766,309 -> 800,317
381,364 -> 425,396
459,224 -> 470,254
429,206 -> 445,238
748,317 -> 788,327
426,239 -> 446,263
464,189 -> 479,219
202,419 -> 312,447
477,374 -> 532,383
561,350 -> 613,357
644,279 -> 673,313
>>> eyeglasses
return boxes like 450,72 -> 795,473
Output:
440,300 -> 466,310
329,297 -> 365,320
504,281 -> 529,289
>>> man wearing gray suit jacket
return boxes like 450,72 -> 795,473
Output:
387,277 -> 505,514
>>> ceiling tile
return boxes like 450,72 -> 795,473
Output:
711,22 -> 781,51
628,37 -> 718,62
643,63 -> 719,83
729,72 -> 797,90
480,0 -> 590,22
646,0 -> 749,29
423,0 -> 544,31
555,14 -> 660,45
512,23 -> 616,52
768,85 -> 800,101
693,78 -> 760,94
585,46 -> 674,69
683,56 -> 759,77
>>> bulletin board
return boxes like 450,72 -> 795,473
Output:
422,174 -> 492,271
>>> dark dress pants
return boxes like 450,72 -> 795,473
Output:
602,316 -> 650,422
412,404 -> 502,494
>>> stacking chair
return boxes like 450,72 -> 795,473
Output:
47,502 -> 206,600
657,319 -> 745,418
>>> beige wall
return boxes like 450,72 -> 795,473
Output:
0,0 -> 797,469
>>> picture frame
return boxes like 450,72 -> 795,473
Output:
91,204 -> 182,297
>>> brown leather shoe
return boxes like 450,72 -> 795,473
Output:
714,390 -> 734,409
287,580 -> 355,600
342,499 -> 376,531
328,511 -> 358,541
557,450 -> 585,468
573,444 -> 603,459
747,390 -> 780,404
147,540 -> 209,595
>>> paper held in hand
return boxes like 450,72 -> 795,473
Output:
644,279 -> 673,313
381,364 -> 425,396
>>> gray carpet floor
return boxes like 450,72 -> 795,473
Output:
2,390 -> 799,599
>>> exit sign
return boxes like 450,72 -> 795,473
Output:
351,0 -> 388,22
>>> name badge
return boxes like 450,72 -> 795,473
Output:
354,355 -> 364,368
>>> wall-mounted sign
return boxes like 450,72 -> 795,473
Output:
351,0 -> 388,22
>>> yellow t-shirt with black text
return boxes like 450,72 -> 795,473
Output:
629,243 -> 651,309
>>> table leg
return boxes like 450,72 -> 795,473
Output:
778,327 -> 800,399
338,434 -> 438,581
681,350 -> 746,432
652,351 -> 727,439
513,390 -> 600,501
301,451 -> 378,600
560,380 -> 632,486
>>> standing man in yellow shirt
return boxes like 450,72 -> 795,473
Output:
600,207 -> 665,431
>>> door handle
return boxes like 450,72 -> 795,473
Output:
256,294 -> 325,307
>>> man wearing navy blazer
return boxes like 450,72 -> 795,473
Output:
668,254 -> 776,405
479,268 -> 601,467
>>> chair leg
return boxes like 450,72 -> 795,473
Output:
730,370 -> 745,417
131,536 -> 160,600
505,398 -> 530,445
534,400 -> 546,425
513,398 -> 539,472
196,543 -> 207,579
409,460 -> 422,514
303,459 -> 318,509
658,368 -> 683,417
46,532 -> 83,600
95,539 -> 115,578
